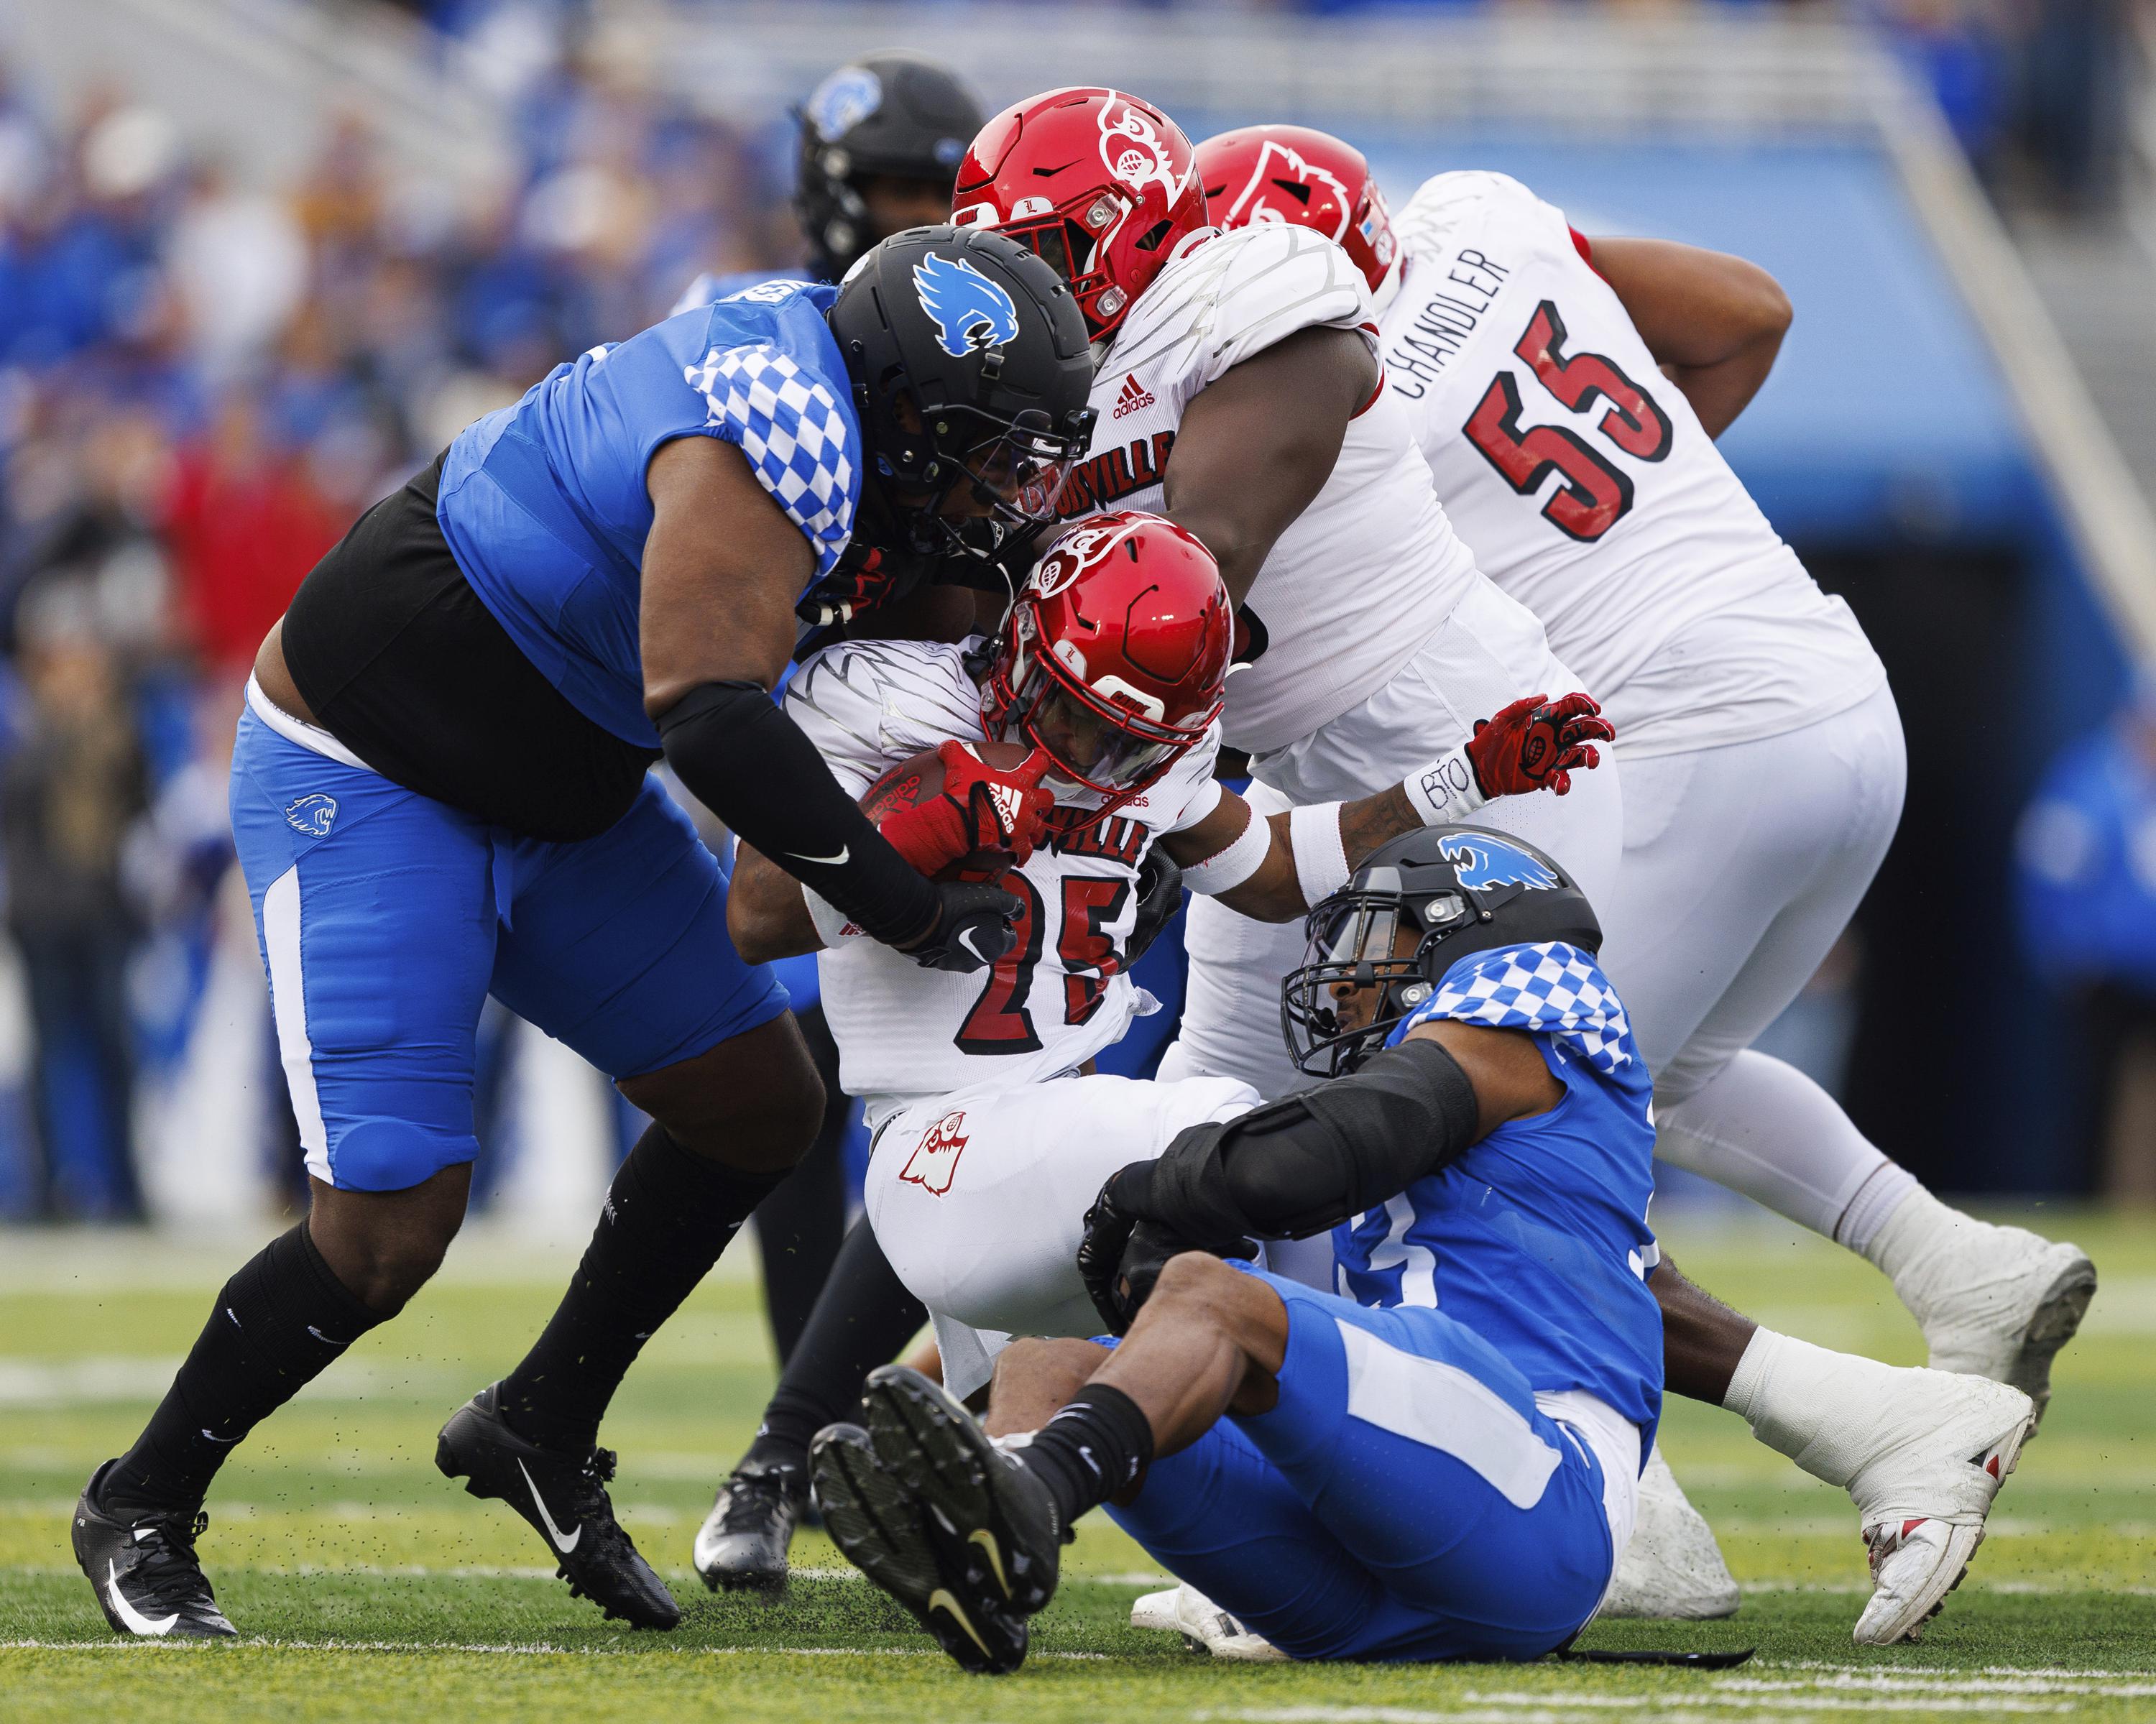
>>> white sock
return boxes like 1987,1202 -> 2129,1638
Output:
1864,1184 -> 1988,1307
1656,1049 -> 1891,1240
1723,1327 -> 1897,1490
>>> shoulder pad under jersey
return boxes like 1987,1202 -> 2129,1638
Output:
1110,223 -> 1376,395
1394,170 -> 1544,262
783,638 -> 985,796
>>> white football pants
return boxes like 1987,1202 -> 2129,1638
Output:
1598,681 -> 1907,1235
865,1071 -> 1258,1398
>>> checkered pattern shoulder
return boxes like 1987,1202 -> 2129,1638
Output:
683,343 -> 855,575
1394,941 -> 1639,1078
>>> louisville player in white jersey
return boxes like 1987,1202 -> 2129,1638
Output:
1184,124 -> 2095,1618
734,520 -> 2033,1649
943,88 -> 1626,910
734,512 -> 1610,1398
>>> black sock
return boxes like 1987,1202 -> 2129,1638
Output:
500,1124 -> 787,1454
101,1223 -> 382,1516
750,1007 -> 851,1365
742,1216 -> 928,1479
1016,1385 -> 1155,1529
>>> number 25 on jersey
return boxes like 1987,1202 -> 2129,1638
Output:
1463,300 -> 1672,543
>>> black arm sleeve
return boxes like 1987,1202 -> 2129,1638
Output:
657,680 -> 938,948
1123,1037 -> 1481,1242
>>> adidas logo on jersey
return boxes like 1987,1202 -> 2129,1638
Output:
1111,373 -> 1156,420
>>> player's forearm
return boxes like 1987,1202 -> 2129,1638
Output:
1588,236 -> 1789,438
727,844 -> 825,964
658,683 -> 938,948
1208,787 -> 1422,921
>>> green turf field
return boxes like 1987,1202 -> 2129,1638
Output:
2,1205 -> 2150,1723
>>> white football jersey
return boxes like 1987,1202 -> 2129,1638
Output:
1381,171 -> 1884,758
1057,223 -> 1484,756
784,638 -> 1223,1122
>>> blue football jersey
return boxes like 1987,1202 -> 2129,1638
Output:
436,280 -> 858,747
1334,939 -> 1664,1444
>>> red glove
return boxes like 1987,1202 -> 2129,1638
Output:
795,543 -> 938,629
876,742 -> 1057,877
1465,692 -> 1614,798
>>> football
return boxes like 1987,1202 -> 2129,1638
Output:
860,740 -> 1034,881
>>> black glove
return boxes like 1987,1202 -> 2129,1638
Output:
1125,848 -> 1184,968
1077,1163 -> 1253,1335
906,879 -> 1024,974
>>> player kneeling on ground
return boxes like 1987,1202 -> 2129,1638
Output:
814,831 -> 2037,1669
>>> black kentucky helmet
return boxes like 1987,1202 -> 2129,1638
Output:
830,223 -> 1096,556
1282,825 -> 1603,1079
797,52 -> 985,280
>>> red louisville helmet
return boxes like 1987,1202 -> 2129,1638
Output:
1195,124 -> 1400,310
954,87 -> 1208,345
982,511 -> 1231,821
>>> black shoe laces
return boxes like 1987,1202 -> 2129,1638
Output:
719,1467 -> 798,1534
126,1510 -> 218,1610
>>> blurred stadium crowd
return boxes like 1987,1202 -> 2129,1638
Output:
0,0 -> 2141,1221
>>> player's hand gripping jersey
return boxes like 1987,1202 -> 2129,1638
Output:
1056,224 -> 1483,755
784,639 -> 1223,1117
1381,172 -> 1881,757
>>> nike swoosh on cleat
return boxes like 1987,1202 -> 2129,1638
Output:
783,846 -> 849,866
201,1429 -> 241,1444
105,1559 -> 178,1636
928,1586 -> 991,1656
967,1526 -> 1010,1598
518,1459 -> 581,1554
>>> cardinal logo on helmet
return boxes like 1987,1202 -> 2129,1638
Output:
1438,833 -> 1560,892
912,254 -> 1021,359
1098,97 -> 1181,203
1031,517 -> 1146,599
1224,139 -> 1353,241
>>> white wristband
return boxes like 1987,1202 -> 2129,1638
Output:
1289,802 -> 1352,908
1180,801 -> 1272,896
803,886 -> 867,947
1404,743 -> 1488,826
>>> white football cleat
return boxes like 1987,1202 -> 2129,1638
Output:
1848,1370 -> 2035,1644
1597,1444 -> 1740,1620
1129,1582 -> 1286,1661
1894,1222 -> 2094,1429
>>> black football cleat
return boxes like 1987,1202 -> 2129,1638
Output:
811,1421 -> 1028,1674
692,1458 -> 803,1592
73,1461 -> 237,1639
436,1385 -> 681,1630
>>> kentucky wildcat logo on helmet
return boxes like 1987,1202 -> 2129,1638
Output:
954,87 -> 1209,344
979,510 -> 1231,824
1281,825 -> 1601,1077
912,254 -> 1023,357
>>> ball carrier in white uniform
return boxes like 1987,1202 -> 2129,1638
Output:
732,513 -> 1609,1398
1181,126 -> 2095,1621
946,88 -> 1626,908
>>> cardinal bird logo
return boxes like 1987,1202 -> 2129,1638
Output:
1223,138 -> 1354,241
900,1111 -> 969,1197
1438,833 -> 1561,892
912,254 -> 1021,359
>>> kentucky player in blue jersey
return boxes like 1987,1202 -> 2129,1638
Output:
70,227 -> 1095,1641
808,827 -> 2037,1672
